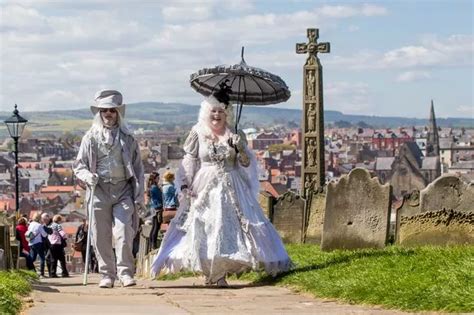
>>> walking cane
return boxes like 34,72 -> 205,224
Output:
83,183 -> 96,285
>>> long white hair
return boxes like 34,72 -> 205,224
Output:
195,95 -> 234,138
87,111 -> 131,144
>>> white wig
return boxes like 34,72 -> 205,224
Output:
196,95 -> 234,138
87,111 -> 131,144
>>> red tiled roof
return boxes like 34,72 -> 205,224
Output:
260,181 -> 280,198
0,199 -> 15,211
63,225 -> 78,234
40,186 -> 75,193
52,167 -> 72,174
46,194 -> 60,200
18,162 -> 40,169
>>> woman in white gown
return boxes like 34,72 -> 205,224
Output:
151,86 -> 292,286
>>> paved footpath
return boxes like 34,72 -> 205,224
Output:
24,273 -> 419,315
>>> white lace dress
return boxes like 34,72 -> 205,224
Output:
150,127 -> 292,282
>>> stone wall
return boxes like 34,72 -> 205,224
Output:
397,175 -> 474,246
272,191 -> 304,243
321,168 -> 391,251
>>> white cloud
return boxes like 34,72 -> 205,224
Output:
325,81 -> 373,114
162,6 -> 213,22
320,4 -> 387,18
0,5 -> 50,32
381,35 -> 473,68
361,4 -> 388,16
396,71 -> 431,82
326,51 -> 377,70
1,1 -> 470,118
328,34 -> 473,71
456,105 -> 474,116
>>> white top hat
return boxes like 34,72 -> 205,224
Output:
90,89 -> 125,116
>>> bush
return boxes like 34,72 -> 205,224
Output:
0,270 -> 37,315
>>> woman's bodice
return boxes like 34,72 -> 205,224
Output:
199,137 -> 237,170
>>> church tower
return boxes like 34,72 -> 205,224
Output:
426,100 -> 440,157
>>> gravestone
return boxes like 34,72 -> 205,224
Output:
272,191 -> 304,243
135,224 -> 152,277
419,175 -> 473,213
0,249 -> 4,270
304,191 -> 326,244
321,168 -> 392,250
397,175 -> 474,246
258,191 -> 274,220
0,225 -> 12,269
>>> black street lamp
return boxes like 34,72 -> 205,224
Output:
4,104 -> 28,219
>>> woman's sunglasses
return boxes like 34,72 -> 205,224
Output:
100,108 -> 117,113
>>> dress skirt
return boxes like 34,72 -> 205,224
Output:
151,163 -> 292,282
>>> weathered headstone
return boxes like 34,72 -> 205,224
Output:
272,191 -> 304,243
0,225 -> 12,269
304,191 -> 326,244
135,224 -> 152,277
419,175 -> 473,213
258,191 -> 274,220
321,168 -> 392,250
0,249 -> 4,270
397,175 -> 474,246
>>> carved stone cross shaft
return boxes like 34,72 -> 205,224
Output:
296,28 -> 330,202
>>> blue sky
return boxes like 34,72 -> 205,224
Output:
0,0 -> 472,119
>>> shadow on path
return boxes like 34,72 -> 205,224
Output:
150,282 -> 267,290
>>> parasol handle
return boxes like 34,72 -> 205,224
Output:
240,46 -> 246,64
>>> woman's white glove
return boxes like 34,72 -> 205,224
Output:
180,185 -> 196,198
230,133 -> 246,152
84,173 -> 99,186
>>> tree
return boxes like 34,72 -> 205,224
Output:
334,120 -> 353,128
356,121 -> 372,128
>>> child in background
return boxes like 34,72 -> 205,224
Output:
49,215 -> 69,278
162,171 -> 179,225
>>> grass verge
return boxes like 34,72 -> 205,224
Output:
241,244 -> 474,313
0,270 -> 37,315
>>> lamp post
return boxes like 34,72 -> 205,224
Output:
4,104 -> 28,219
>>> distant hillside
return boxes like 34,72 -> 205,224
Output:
0,102 -> 472,138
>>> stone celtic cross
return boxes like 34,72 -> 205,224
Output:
296,28 -> 330,200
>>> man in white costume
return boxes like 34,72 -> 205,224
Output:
74,90 -> 144,288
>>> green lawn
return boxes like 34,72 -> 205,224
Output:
0,270 -> 37,315
240,244 -> 474,313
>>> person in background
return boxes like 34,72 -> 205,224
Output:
41,212 -> 53,277
147,171 -> 163,250
75,219 -> 98,273
161,171 -> 179,225
26,213 -> 48,277
48,215 -> 69,278
73,89 -> 145,288
15,217 -> 34,270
